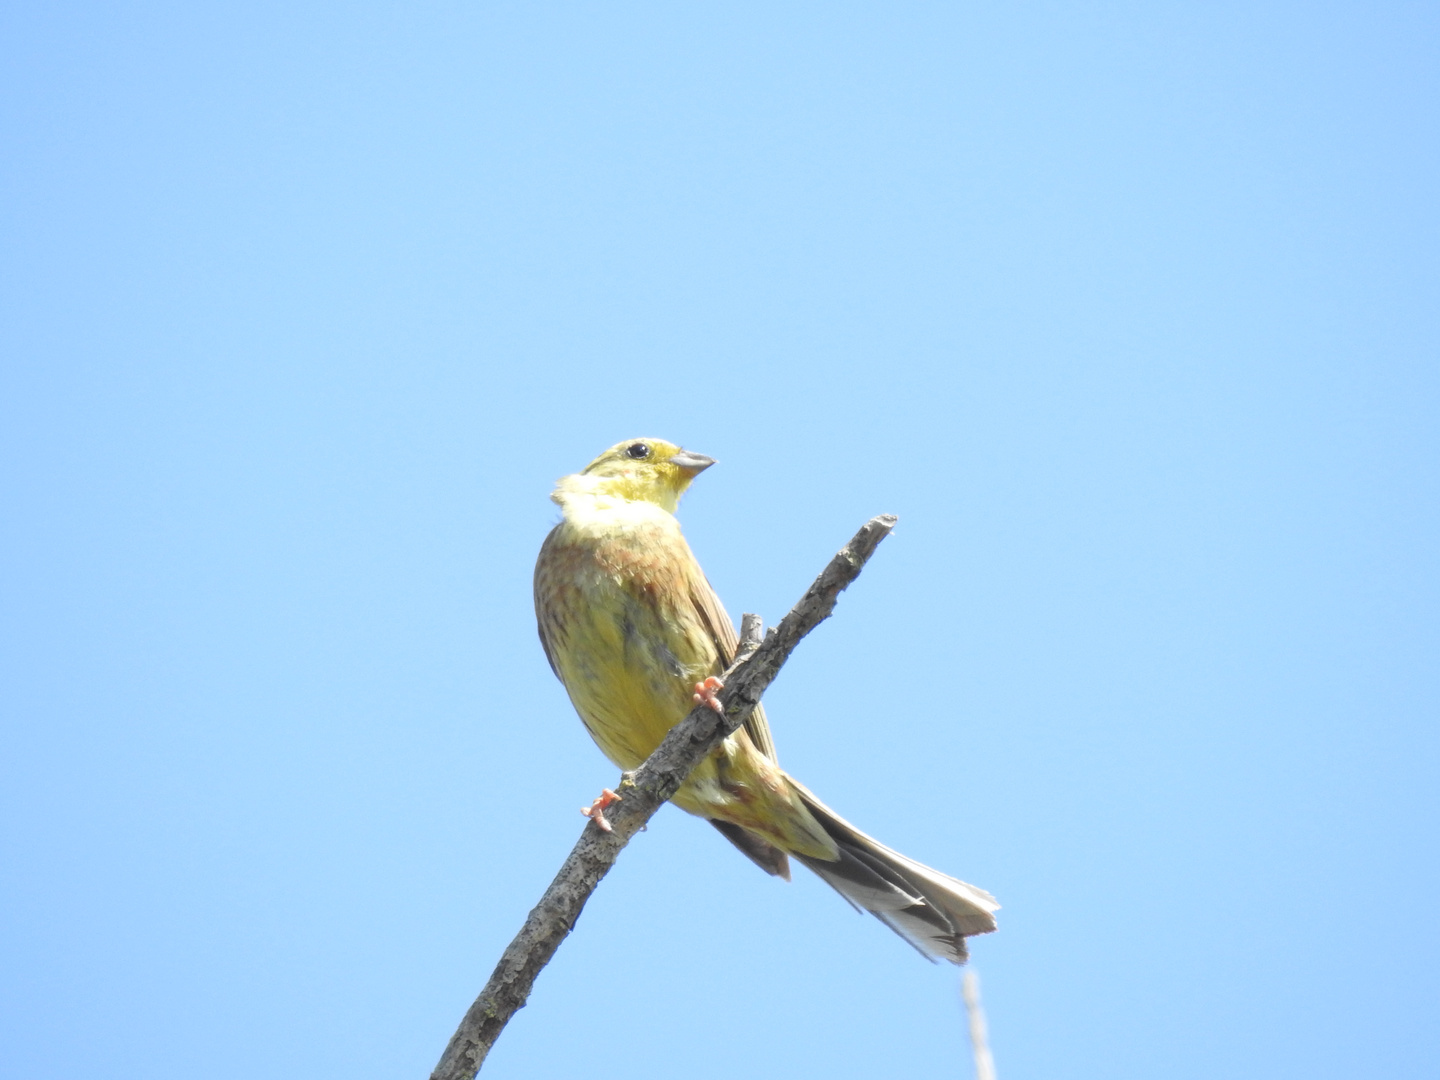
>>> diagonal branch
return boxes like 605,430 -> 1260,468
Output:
429,514 -> 899,1080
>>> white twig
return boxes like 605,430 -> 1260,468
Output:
962,969 -> 997,1080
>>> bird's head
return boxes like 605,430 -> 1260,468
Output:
552,438 -> 715,515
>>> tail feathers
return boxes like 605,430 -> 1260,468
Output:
788,781 -> 999,965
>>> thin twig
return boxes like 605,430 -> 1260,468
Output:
429,514 -> 899,1080
961,969 -> 997,1080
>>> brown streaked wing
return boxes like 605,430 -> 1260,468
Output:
683,556 -> 780,763
709,819 -> 792,879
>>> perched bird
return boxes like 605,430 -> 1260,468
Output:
533,438 -> 998,962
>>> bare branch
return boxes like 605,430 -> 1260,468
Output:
429,514 -> 898,1080
961,970 -> 997,1080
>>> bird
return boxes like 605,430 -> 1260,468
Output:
533,437 -> 998,963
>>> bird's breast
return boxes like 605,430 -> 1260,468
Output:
535,516 -> 720,769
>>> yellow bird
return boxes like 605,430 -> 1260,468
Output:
534,438 -> 998,962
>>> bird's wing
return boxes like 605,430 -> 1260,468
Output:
685,565 -> 780,763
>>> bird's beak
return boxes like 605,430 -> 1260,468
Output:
669,450 -> 715,477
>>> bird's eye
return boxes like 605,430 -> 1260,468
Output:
625,443 -> 651,460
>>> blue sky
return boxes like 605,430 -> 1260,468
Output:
3,3 -> 1437,1077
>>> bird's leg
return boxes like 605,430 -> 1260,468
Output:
581,788 -> 622,833
692,676 -> 725,714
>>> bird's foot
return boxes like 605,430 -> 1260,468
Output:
692,676 -> 725,714
581,788 -> 622,833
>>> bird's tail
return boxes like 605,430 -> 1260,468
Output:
785,778 -> 999,964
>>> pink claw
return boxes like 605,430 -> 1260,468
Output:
692,676 -> 725,714
581,788 -> 622,832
